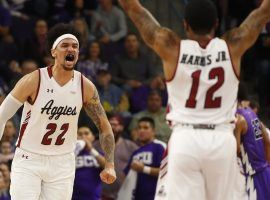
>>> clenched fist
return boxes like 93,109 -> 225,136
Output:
100,163 -> 116,184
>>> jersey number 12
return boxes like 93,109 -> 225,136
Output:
185,67 -> 224,108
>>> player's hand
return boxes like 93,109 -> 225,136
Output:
100,163 -> 116,184
131,160 -> 144,172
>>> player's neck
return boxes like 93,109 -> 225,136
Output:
192,34 -> 214,47
187,29 -> 215,48
52,64 -> 74,86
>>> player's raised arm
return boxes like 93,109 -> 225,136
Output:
223,0 -> 270,58
82,77 -> 116,184
118,0 -> 180,63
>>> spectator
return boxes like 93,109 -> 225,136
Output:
129,91 -> 171,143
96,69 -> 129,115
71,17 -> 94,57
111,33 -> 160,88
22,19 -> 48,66
94,114 -> 138,200
0,35 -> 19,84
2,120 -> 17,147
0,141 -> 14,164
0,164 -> 10,191
72,126 -> 105,200
1,0 -> 29,20
91,0 -> 127,61
9,59 -> 38,89
0,5 -> 11,37
77,41 -> 109,82
0,171 -> 10,200
65,0 -> 98,26
120,117 -> 165,200
111,33 -> 164,112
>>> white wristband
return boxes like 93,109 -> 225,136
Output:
91,148 -> 100,157
143,166 -> 151,174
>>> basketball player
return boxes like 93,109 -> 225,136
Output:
0,24 -> 116,200
118,0 -> 270,199
235,93 -> 270,200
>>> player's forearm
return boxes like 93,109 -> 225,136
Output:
121,1 -> 161,47
84,87 -> 115,164
99,129 -> 115,164
241,2 -> 270,31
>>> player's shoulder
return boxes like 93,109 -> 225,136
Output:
236,114 -> 247,124
236,113 -> 248,134
80,74 -> 96,104
18,69 -> 40,88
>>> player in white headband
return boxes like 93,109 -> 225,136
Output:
50,31 -> 80,71
0,23 -> 116,199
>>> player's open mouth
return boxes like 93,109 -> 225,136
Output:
65,54 -> 75,62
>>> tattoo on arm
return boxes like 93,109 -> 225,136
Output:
125,4 -> 179,58
224,7 -> 270,51
84,88 -> 106,131
130,8 -> 160,46
84,88 -> 115,163
99,133 -> 115,163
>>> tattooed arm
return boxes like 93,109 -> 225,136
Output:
118,0 -> 180,80
222,0 -> 270,73
83,82 -> 115,164
82,76 -> 116,183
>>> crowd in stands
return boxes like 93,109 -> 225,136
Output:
0,0 -> 269,199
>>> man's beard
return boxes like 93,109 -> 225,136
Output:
62,64 -> 75,71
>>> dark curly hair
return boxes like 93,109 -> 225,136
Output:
46,23 -> 81,52
184,0 -> 218,35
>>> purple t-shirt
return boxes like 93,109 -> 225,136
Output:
72,148 -> 102,200
237,108 -> 269,175
124,140 -> 165,200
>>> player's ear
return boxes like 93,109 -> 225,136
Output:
51,49 -> 56,58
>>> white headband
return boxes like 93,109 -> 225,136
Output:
52,34 -> 79,50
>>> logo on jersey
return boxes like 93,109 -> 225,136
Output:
133,152 -> 153,165
41,99 -> 77,120
22,154 -> 29,159
76,155 -> 100,168
47,89 -> 54,93
251,118 -> 262,140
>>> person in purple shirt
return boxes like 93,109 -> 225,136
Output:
124,117 -> 166,200
72,126 -> 106,200
235,87 -> 270,200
